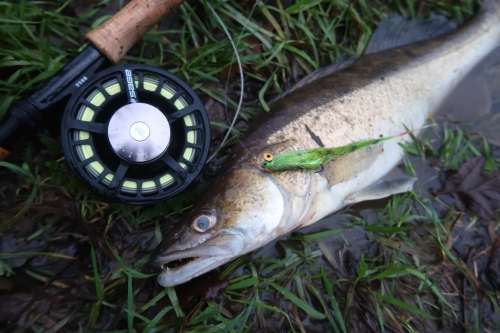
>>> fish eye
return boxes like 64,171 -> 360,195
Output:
192,214 -> 216,232
264,153 -> 273,161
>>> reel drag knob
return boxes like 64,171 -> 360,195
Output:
107,103 -> 170,163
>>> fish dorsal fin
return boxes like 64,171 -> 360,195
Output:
271,15 -> 456,105
269,59 -> 355,105
365,14 -> 457,54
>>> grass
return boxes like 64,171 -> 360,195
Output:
1,0 -> 499,332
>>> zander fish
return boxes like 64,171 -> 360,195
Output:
150,2 -> 500,287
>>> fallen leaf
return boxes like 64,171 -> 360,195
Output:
151,278 -> 229,310
435,157 -> 500,219
488,236 -> 500,291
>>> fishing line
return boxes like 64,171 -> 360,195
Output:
205,1 -> 258,163
229,1 -> 259,161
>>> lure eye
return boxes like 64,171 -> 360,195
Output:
264,153 -> 273,161
192,214 -> 216,232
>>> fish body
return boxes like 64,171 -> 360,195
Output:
151,4 -> 500,287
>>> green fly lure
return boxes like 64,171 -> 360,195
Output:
261,127 -> 428,172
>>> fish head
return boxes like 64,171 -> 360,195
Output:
150,165 -> 291,287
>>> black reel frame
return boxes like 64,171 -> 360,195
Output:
61,64 -> 210,205
0,45 -> 211,205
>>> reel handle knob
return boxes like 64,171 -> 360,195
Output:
86,0 -> 184,64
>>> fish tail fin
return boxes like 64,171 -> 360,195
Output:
365,15 -> 457,54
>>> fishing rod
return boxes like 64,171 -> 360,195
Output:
0,0 -> 211,205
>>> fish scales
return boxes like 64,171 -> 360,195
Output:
151,5 -> 500,287
255,19 -> 498,155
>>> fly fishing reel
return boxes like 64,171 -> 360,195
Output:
0,0 -> 210,205
61,64 -> 210,205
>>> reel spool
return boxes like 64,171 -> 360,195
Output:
61,64 -> 210,205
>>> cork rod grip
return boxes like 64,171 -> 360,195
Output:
86,0 -> 185,64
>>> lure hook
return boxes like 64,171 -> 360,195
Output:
314,164 -> 324,174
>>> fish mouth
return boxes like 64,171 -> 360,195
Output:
154,233 -> 245,287
161,257 -> 199,270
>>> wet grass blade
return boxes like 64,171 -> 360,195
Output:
234,299 -> 297,333
90,246 -> 104,300
219,253 -> 253,280
0,161 -> 32,176
268,281 -> 325,319
406,268 -> 455,310
14,309 -> 48,333
371,264 -> 408,280
321,269 -> 347,333
375,299 -> 385,333
45,303 -> 80,333
105,240 -> 156,279
141,306 -> 172,333
357,255 -> 368,279
365,225 -> 413,233
226,277 -> 259,291
127,275 -> 135,332
412,194 -> 481,288
235,297 -> 255,333
0,252 -> 75,260
166,287 -> 185,318
301,228 -> 344,240
375,293 -> 436,320
370,264 -> 454,310
90,246 -> 103,325
139,289 -> 169,313
258,71 -> 275,111
26,218 -> 58,241
343,285 -> 354,317
207,298 -> 255,333
306,279 -> 341,333
190,302 -> 221,325
154,221 -> 162,244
